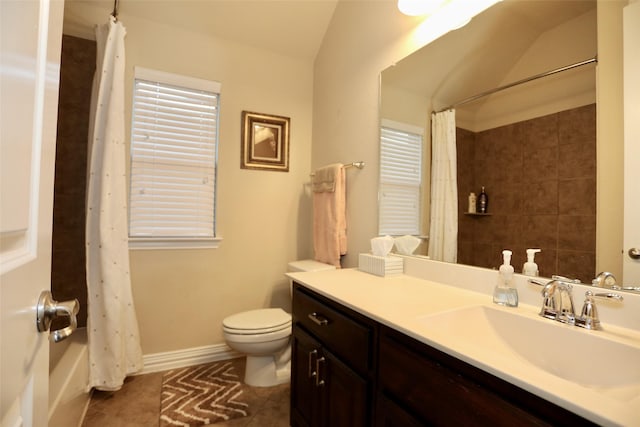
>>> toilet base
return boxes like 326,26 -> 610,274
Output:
244,354 -> 290,387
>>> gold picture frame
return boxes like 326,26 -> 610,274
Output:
241,111 -> 290,172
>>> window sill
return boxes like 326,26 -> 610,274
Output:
129,237 -> 223,250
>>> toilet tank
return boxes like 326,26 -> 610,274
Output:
287,259 -> 336,273
286,260 -> 335,301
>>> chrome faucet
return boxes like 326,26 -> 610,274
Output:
529,275 -> 624,330
538,278 -> 576,324
592,271 -> 640,292
529,275 -> 581,324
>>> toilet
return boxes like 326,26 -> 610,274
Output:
222,259 -> 336,387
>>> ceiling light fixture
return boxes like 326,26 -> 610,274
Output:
397,0 -> 448,16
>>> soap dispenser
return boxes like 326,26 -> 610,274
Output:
493,250 -> 518,307
522,249 -> 541,276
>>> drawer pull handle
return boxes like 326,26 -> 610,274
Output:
308,349 -> 317,378
315,356 -> 326,387
308,312 -> 329,326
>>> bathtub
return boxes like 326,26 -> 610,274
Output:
48,328 -> 91,427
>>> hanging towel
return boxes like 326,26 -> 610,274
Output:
312,164 -> 347,267
312,165 -> 338,192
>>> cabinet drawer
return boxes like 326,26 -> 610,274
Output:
293,285 -> 373,375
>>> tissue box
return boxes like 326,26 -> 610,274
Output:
358,253 -> 404,277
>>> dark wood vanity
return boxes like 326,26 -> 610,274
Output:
290,282 -> 596,427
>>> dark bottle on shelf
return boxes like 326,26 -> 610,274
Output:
477,186 -> 488,213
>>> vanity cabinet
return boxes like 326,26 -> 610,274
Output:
291,282 -> 596,427
377,326 -> 596,426
291,284 -> 376,427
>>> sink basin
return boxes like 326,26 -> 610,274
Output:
416,305 -> 640,389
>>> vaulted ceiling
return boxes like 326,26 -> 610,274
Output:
64,0 -> 339,61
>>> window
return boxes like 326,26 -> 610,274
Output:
378,119 -> 423,236
128,67 -> 221,249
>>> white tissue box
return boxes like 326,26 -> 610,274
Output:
358,253 -> 404,277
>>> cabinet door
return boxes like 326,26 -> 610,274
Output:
292,326 -> 370,427
291,327 -> 323,427
375,394 -> 424,427
321,349 -> 369,427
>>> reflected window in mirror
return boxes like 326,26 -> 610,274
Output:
378,119 -> 423,237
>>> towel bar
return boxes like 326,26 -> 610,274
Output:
310,161 -> 365,176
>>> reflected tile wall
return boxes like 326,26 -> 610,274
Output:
51,35 -> 96,328
457,104 -> 596,282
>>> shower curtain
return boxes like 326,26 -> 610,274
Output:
428,109 -> 458,263
86,16 -> 143,391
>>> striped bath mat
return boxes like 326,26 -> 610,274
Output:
160,360 -> 250,426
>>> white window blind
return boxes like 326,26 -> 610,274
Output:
129,67 -> 221,246
379,120 -> 423,236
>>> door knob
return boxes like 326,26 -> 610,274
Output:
36,291 -> 79,343
629,248 -> 640,260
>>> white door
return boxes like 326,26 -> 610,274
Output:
623,0 -> 640,284
1,1 -> 64,426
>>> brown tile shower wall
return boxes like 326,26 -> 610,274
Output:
457,104 -> 596,283
51,35 -> 96,328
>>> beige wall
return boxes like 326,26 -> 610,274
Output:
64,3 -> 314,354
470,8 -> 597,132
125,16 -> 314,354
312,1 -> 447,268
596,0 -> 626,278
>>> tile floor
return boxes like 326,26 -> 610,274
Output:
81,358 -> 290,427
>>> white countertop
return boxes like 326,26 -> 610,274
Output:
287,267 -> 640,427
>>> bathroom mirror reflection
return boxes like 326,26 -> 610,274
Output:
380,0 -> 603,284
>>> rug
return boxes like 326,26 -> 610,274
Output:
159,360 -> 250,426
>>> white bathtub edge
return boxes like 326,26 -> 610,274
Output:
48,330 -> 90,427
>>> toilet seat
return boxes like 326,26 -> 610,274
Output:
223,308 -> 291,335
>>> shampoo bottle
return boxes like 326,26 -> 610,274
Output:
493,250 -> 518,307
468,192 -> 477,213
477,186 -> 488,213
522,248 -> 541,276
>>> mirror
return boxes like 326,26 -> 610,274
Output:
380,0 -> 601,283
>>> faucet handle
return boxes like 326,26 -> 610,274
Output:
551,275 -> 581,285
576,291 -> 623,330
592,271 -> 617,289
527,278 -> 547,287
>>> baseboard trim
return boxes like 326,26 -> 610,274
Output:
139,344 -> 242,375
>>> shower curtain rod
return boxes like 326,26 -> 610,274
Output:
434,56 -> 597,114
111,0 -> 119,21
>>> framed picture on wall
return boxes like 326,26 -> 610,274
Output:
241,111 -> 290,172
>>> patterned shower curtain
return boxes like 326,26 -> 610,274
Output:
428,109 -> 458,263
86,16 -> 143,391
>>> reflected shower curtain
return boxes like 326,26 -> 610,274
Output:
428,110 -> 458,263
86,16 -> 142,391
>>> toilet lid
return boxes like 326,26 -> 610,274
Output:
223,308 -> 291,334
